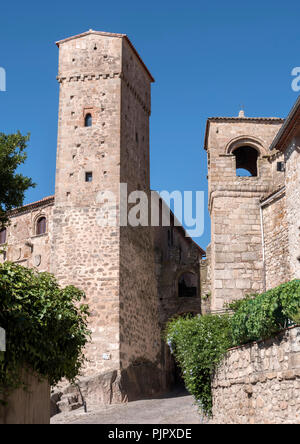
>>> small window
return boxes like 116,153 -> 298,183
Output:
85,114 -> 92,127
36,217 -> 46,235
277,162 -> 285,172
178,272 -> 197,298
0,228 -> 7,245
85,172 -> 93,182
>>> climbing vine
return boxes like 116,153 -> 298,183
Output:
0,262 -> 90,402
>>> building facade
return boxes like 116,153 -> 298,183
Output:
204,101 -> 300,310
0,30 -> 206,406
1,29 -> 298,408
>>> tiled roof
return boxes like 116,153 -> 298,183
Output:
152,191 -> 206,256
9,195 -> 55,216
204,116 -> 284,150
207,116 -> 284,122
269,95 -> 300,151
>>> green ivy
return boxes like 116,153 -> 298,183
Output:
230,280 -> 300,345
0,262 -> 90,402
166,314 -> 233,415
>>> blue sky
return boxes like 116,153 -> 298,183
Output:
0,0 -> 299,249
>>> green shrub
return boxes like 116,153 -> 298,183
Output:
0,262 -> 90,401
166,314 -> 233,415
291,309 -> 300,325
230,280 -> 300,345
165,280 -> 300,415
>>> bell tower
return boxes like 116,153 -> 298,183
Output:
204,112 -> 284,310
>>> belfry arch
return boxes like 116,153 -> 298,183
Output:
232,145 -> 259,176
225,136 -> 266,177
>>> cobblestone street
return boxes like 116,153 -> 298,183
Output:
51,388 -> 205,425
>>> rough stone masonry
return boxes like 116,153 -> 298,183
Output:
211,326 -> 300,424
1,29 -> 299,415
0,30 -> 206,409
204,102 -> 299,310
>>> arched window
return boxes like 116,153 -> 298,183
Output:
178,272 -> 197,298
84,113 -> 92,127
233,146 -> 258,177
0,228 -> 7,244
36,217 -> 46,235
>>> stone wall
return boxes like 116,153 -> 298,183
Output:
200,244 -> 211,314
154,224 -> 203,326
52,30 -> 123,381
211,326 -> 300,424
211,193 -> 265,309
51,30 -> 166,402
262,189 -> 290,290
0,370 -> 50,424
0,197 -> 54,271
285,137 -> 300,280
205,117 -> 284,310
118,36 -> 163,391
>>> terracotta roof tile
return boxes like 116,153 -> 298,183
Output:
9,195 -> 55,216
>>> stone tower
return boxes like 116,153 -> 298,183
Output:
51,30 -> 163,401
204,112 -> 284,310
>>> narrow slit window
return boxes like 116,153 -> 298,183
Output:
85,113 -> 92,127
168,228 -> 174,247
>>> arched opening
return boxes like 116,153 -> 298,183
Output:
36,217 -> 46,235
0,228 -> 7,244
178,272 -> 197,298
233,146 -> 259,177
84,113 -> 92,127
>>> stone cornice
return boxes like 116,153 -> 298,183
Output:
57,72 -> 121,83
208,186 -> 271,212
57,72 -> 151,115
204,117 -> 284,151
260,186 -> 286,207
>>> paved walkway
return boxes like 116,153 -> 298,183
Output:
51,387 -> 205,424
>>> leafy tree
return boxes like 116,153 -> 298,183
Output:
0,262 -> 90,402
0,132 -> 35,228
